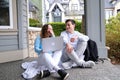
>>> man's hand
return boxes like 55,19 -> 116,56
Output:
66,43 -> 73,53
70,35 -> 78,42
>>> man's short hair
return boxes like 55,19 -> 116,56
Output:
65,19 -> 76,25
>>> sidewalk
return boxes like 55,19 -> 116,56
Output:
0,58 -> 120,80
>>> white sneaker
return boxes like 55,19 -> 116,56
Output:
81,61 -> 95,68
62,61 -> 73,69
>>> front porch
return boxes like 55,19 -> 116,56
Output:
0,58 -> 120,80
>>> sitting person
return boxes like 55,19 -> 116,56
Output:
60,19 -> 95,69
22,24 -> 69,80
34,24 -> 69,80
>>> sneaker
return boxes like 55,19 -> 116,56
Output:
39,70 -> 50,78
58,69 -> 69,80
81,61 -> 95,68
62,61 -> 73,69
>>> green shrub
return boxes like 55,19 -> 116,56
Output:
49,21 -> 82,36
29,18 -> 42,27
106,13 -> 120,62
75,20 -> 82,32
49,22 -> 65,36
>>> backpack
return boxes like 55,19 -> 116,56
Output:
84,39 -> 99,62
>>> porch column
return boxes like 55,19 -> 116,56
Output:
49,12 -> 52,22
61,12 -> 65,22
85,0 -> 108,58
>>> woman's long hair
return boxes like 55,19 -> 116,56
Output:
40,24 -> 50,38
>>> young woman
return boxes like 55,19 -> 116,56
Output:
34,24 -> 69,80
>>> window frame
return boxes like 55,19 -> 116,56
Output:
0,0 -> 13,29
71,4 -> 78,11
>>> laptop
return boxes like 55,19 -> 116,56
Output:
42,37 -> 64,52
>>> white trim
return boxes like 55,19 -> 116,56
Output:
0,48 -> 28,63
28,27 -> 41,31
48,3 -> 65,12
0,0 -> 13,29
62,0 -> 69,3
0,31 -> 17,36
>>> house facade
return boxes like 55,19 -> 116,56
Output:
0,0 -> 29,63
105,0 -> 120,22
44,0 -> 120,23
29,0 -> 42,24
43,0 -> 84,23
0,0 -> 107,63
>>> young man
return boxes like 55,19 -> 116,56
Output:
60,19 -> 95,69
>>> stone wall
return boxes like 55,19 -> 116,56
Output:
28,27 -> 41,57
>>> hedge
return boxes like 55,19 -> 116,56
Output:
29,18 -> 42,27
49,21 -> 82,36
106,13 -> 120,63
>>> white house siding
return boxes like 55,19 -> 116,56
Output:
65,16 -> 82,21
113,2 -> 120,16
104,0 -> 120,22
69,0 -> 80,11
105,9 -> 113,21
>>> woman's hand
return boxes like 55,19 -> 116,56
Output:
49,29 -> 54,35
47,25 -> 54,37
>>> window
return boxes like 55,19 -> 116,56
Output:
117,9 -> 120,13
71,4 -> 78,11
53,8 -> 61,22
0,0 -> 13,29
105,9 -> 113,20
53,16 -> 61,22
54,8 -> 61,16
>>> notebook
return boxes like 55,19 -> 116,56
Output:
42,37 -> 64,52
